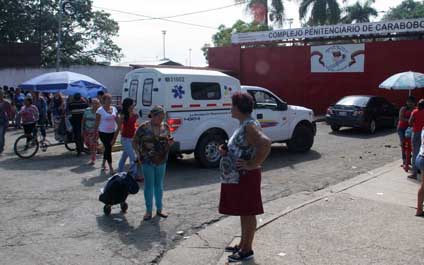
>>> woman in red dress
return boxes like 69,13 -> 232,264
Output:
219,91 -> 271,262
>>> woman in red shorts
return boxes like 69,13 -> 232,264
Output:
219,91 -> 271,262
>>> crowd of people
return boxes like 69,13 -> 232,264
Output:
0,86 -> 277,262
396,96 -> 424,218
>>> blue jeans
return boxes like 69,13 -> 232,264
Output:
412,132 -> 422,175
143,163 -> 167,213
118,137 -> 137,175
0,124 -> 6,154
416,155 -> 424,181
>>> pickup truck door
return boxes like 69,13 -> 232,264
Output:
248,90 -> 289,141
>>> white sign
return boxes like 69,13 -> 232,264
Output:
311,44 -> 365,73
232,18 -> 424,44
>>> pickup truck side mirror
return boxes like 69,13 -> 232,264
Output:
279,102 -> 288,111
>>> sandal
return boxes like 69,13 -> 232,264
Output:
143,213 -> 152,221
408,174 -> 417,180
415,212 -> 424,217
156,211 -> 168,218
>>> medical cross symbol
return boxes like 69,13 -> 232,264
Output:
172,85 -> 185,99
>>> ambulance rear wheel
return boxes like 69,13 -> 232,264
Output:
195,133 -> 225,168
103,205 -> 112,215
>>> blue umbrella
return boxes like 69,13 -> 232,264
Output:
379,71 -> 424,96
19,71 -> 107,98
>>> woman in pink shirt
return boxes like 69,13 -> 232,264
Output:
19,96 -> 39,141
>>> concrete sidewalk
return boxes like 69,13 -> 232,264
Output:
160,160 -> 424,265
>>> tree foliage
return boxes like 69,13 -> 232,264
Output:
202,20 -> 271,61
235,0 -> 285,26
382,0 -> 424,21
0,0 -> 122,66
299,0 -> 341,26
342,0 -> 378,23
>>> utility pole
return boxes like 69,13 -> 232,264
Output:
265,0 -> 268,27
162,30 -> 167,60
56,0 -> 63,72
189,48 -> 192,66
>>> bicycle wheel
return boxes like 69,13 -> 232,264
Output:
14,135 -> 39,159
64,138 -> 76,152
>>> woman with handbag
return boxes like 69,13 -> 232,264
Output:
133,105 -> 173,221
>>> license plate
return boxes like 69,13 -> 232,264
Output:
338,111 -> 347,116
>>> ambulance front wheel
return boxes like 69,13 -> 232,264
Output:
195,133 -> 226,168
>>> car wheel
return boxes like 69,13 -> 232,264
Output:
195,133 -> 226,168
330,125 -> 340,132
287,124 -> 314,153
368,119 -> 377,134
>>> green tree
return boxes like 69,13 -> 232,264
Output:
0,0 -> 122,66
342,0 -> 378,23
299,0 -> 341,26
202,20 -> 271,61
382,0 -> 424,20
235,0 -> 285,26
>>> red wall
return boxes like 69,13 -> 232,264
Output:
209,40 -> 424,114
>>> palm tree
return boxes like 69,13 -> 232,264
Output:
235,0 -> 285,27
299,0 -> 341,26
342,0 -> 378,24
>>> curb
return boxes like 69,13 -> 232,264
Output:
159,160 -> 401,265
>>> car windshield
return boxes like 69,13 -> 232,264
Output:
336,96 -> 370,107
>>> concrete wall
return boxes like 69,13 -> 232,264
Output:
0,65 -> 132,96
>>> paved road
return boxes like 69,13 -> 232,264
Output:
0,123 -> 400,264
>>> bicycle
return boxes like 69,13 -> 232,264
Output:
14,125 -> 76,159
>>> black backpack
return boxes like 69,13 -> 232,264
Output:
99,172 -> 139,205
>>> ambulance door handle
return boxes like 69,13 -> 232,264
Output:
257,114 -> 263,119
139,109 -> 143,118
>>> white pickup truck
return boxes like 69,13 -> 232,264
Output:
122,68 -> 316,168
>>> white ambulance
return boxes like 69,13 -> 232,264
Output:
122,68 -> 316,168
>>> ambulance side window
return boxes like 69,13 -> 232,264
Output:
129,80 -> 138,102
191,82 -> 221,100
142,78 -> 153,106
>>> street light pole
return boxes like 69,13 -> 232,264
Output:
162,30 -> 167,60
56,0 -> 63,72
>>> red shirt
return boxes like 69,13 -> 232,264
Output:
121,115 -> 138,138
411,108 -> 424,133
398,107 -> 413,129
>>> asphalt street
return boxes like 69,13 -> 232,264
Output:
0,122 -> 400,264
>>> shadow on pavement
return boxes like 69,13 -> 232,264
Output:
81,170 -> 109,187
328,127 -> 396,139
96,214 -> 167,252
0,152 -> 88,170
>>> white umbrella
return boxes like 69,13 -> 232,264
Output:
379,71 -> 424,95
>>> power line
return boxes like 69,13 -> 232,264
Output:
115,1 -> 247,23
93,5 -> 226,30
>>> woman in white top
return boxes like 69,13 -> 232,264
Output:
95,93 -> 120,174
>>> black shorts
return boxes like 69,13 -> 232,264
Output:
23,123 -> 36,135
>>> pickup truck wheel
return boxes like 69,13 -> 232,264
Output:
195,134 -> 225,168
287,124 -> 314,153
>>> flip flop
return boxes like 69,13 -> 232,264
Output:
415,212 -> 424,217
143,213 -> 152,221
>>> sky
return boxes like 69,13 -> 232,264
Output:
92,0 -> 405,67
